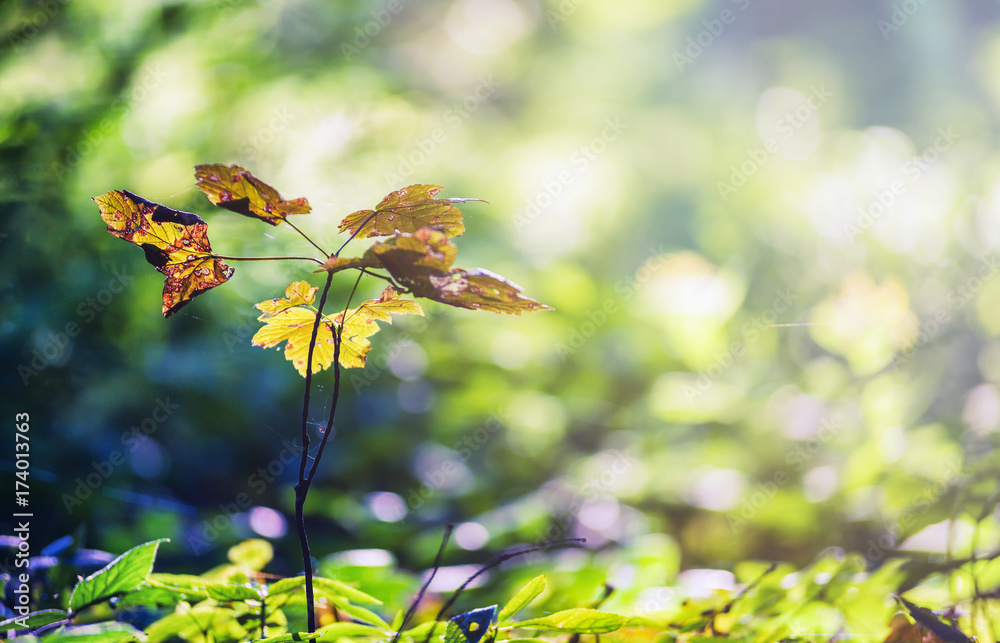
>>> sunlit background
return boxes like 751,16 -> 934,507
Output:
3,0 -> 1000,635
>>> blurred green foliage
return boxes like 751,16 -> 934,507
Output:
3,0 -> 1000,639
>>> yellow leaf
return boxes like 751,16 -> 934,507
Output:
94,190 -> 234,317
256,281 -> 317,316
252,284 -> 423,375
338,184 -> 480,239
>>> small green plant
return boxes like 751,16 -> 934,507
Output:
90,164 -> 552,633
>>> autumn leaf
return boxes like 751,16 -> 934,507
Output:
195,163 -> 310,225
338,185 -> 482,239
253,307 -> 339,377
333,285 -> 423,367
255,280 -> 318,315
252,282 -> 422,374
368,228 -> 551,315
94,190 -> 235,317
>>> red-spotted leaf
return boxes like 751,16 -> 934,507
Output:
195,163 -> 310,225
338,185 -> 481,239
94,190 -> 234,317
368,228 -> 550,315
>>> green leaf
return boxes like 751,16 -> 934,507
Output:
402,621 -> 447,640
510,608 -> 628,634
145,606 -> 245,643
444,621 -> 467,643
314,622 -> 386,640
255,633 -> 325,643
498,575 -> 546,623
313,577 -> 382,605
146,573 -> 210,598
267,575 -> 309,597
40,622 -> 145,642
114,586 -> 191,609
205,582 -> 261,602
330,597 -> 390,629
68,539 -> 167,612
0,610 -> 69,630
227,539 -> 273,570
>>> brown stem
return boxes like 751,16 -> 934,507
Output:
285,219 -> 329,257
212,254 -> 323,265
295,269 -> 336,633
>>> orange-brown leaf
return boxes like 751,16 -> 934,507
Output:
94,190 -> 234,317
367,229 -> 550,315
338,185 -> 480,239
195,163 -> 310,226
368,227 -> 458,275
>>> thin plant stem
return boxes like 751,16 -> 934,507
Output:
361,269 -> 408,291
285,219 -> 329,257
296,269 -> 336,633
334,211 -> 379,256
212,254 -> 324,265
260,595 -> 267,640
392,524 -> 454,643
305,270 -> 364,484
422,539 -> 587,643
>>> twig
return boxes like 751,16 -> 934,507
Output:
212,254 -> 323,265
334,211 -> 380,256
295,269 -> 336,633
392,524 -> 455,643
424,538 -> 587,643
305,270 -> 363,485
285,219 -> 329,257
